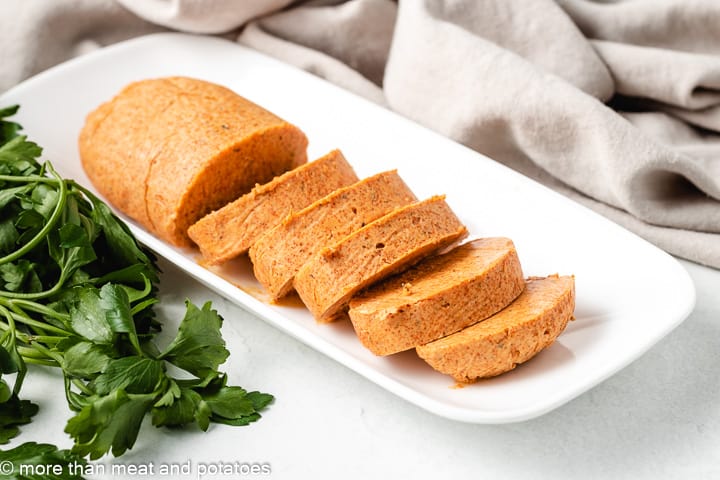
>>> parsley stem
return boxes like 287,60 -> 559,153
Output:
0,325 -> 65,346
28,335 -> 65,344
0,304 -> 27,396
0,273 -> 67,300
23,357 -> 59,367
71,378 -> 94,396
9,299 -> 70,323
17,345 -> 51,359
0,166 -> 67,268
2,310 -> 72,336
26,340 -> 63,365
0,174 -> 59,184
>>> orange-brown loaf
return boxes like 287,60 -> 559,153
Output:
348,238 -> 525,356
250,171 -> 417,300
416,275 -> 575,382
79,76 -> 308,246
294,196 -> 468,323
188,149 -> 358,265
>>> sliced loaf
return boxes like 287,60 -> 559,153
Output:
188,149 -> 358,264
348,238 -> 525,356
416,275 -> 575,382
250,170 -> 417,300
294,196 -> 467,322
79,76 -> 308,246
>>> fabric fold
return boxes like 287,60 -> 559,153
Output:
557,0 -> 720,55
116,0 -> 296,33
386,0 -> 720,234
594,40 -> 720,110
422,0 -> 614,101
238,0 -> 395,104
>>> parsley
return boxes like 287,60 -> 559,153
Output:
0,396 -> 37,445
0,442 -> 87,480
0,106 -> 273,462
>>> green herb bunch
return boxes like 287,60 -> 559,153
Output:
0,105 -> 273,463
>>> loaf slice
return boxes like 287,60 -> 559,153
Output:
294,196 -> 468,322
348,238 -> 525,356
250,171 -> 417,300
416,275 -> 575,382
80,76 -> 308,246
188,149 -> 358,264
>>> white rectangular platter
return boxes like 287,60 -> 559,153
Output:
0,33 -> 695,423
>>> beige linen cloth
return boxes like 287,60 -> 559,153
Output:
2,0 -> 720,268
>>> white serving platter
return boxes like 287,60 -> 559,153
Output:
0,33 -> 695,423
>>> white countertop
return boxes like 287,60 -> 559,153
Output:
14,257 -> 718,480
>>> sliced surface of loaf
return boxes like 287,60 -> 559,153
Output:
416,275 -> 575,382
348,238 -> 525,356
188,149 -> 358,265
250,170 -> 417,300
294,196 -> 468,322
79,76 -> 308,246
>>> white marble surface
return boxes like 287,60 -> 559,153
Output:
14,256 -> 717,480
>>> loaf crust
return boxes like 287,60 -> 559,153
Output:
188,149 -> 358,265
416,275 -> 575,382
79,76 -> 308,246
294,196 -> 468,322
348,238 -> 525,356
250,171 -> 417,300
